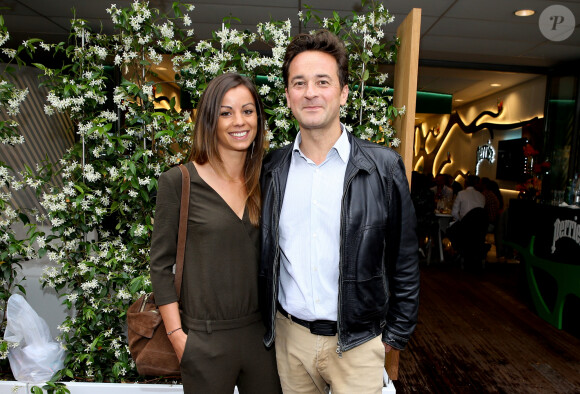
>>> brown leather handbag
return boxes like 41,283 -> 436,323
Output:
127,164 -> 190,376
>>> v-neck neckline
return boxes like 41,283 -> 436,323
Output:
190,162 -> 247,222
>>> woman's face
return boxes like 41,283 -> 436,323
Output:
216,85 -> 258,156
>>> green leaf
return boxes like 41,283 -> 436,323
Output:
129,276 -> 144,293
31,386 -> 44,394
172,2 -> 183,17
18,213 -> 30,224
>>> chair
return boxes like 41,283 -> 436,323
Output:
506,236 -> 580,331
448,207 -> 488,269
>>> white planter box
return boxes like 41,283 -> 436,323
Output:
0,381 -> 27,393
0,381 -> 185,394
0,377 -> 396,394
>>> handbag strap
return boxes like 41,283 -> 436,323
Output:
174,163 -> 190,299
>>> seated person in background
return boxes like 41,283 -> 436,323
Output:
447,175 -> 487,268
480,177 -> 500,231
447,175 -> 488,267
451,175 -> 485,222
448,174 -> 463,197
486,179 -> 508,258
431,173 -> 453,209
488,179 -> 504,212
411,171 -> 437,255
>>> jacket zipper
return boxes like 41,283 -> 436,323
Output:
269,171 -> 281,347
336,166 -> 358,358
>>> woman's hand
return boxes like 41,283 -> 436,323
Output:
167,329 -> 188,362
158,302 -> 186,361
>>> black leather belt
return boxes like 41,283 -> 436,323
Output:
277,303 -> 337,336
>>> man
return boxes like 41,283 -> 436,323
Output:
448,175 -> 487,267
479,177 -> 501,230
431,173 -> 453,205
451,175 -> 485,222
259,30 -> 420,393
431,173 -> 454,214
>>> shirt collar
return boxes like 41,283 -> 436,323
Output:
292,123 -> 350,164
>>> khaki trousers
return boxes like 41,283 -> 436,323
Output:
274,311 -> 385,394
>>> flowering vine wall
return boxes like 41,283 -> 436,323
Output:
0,0 -> 401,383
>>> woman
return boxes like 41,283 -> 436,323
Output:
150,73 -> 281,394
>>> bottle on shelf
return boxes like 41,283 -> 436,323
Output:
575,174 -> 580,206
567,175 -> 577,205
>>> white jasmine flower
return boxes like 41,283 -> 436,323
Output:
2,48 -> 16,58
36,236 -> 46,248
0,31 -> 9,46
142,85 -> 153,96
116,289 -> 132,300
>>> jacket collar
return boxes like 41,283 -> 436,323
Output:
263,127 -> 376,175
346,132 -> 375,174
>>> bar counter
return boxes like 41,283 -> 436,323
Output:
506,199 -> 580,335
507,199 -> 580,264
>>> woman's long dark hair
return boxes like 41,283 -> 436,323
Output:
188,73 -> 265,226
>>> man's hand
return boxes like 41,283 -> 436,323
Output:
383,343 -> 399,380
383,342 -> 392,353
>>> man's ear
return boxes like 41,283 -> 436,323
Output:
285,88 -> 290,109
340,84 -> 349,106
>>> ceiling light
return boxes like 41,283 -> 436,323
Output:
515,9 -> 535,17
490,83 -> 502,87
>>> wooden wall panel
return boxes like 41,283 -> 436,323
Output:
393,8 -> 421,185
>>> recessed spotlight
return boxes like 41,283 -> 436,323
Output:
490,83 -> 502,87
515,9 -> 535,17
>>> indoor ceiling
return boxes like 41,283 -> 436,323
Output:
2,0 -> 580,110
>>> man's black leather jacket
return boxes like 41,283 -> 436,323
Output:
259,132 -> 420,353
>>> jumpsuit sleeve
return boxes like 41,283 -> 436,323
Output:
149,166 -> 182,306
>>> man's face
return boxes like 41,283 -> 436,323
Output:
285,50 -> 348,133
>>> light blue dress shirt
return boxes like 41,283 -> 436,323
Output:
278,126 -> 350,322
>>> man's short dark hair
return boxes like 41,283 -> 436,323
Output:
282,30 -> 349,88
465,175 -> 480,188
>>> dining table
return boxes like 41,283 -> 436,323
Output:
428,211 -> 454,264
